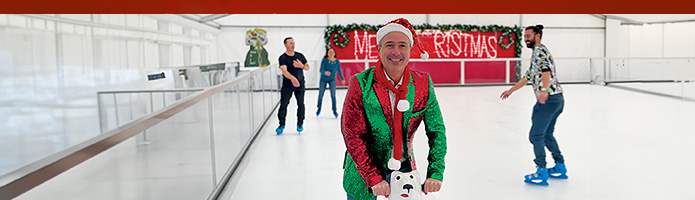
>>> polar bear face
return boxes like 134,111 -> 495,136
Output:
389,170 -> 423,200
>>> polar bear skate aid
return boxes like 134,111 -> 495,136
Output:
389,171 -> 423,200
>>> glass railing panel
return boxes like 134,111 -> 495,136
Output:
251,77 -> 264,132
16,99 -> 216,200
599,58 -> 695,100
210,85 -> 245,183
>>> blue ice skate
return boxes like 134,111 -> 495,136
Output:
548,163 -> 568,179
524,167 -> 549,186
297,126 -> 303,134
333,111 -> 339,118
275,125 -> 285,135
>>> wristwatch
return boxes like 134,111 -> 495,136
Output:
540,88 -> 551,93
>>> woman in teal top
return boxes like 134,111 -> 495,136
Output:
317,48 -> 344,118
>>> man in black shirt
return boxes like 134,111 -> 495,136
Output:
276,37 -> 309,134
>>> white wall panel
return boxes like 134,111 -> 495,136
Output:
0,14 -> 7,25
61,34 -> 95,89
144,42 -> 159,68
31,19 -> 46,30
158,44 -> 171,67
216,29 -> 244,64
617,24 -> 631,57
172,44 -> 184,66
127,40 -> 142,68
104,14 -> 126,27
33,31 -> 58,75
170,24 -> 183,34
429,14 -> 520,26
60,23 -> 75,34
191,46 -> 201,65
200,47 -> 208,64
663,22 -> 695,57
8,15 -> 28,28
628,24 -> 663,57
59,14 -> 91,22
522,14 -> 604,27
143,16 -> 158,30
546,29 -> 605,58
75,25 -> 85,35
46,21 -> 55,31
208,43 -> 218,63
217,14 -> 327,26
126,15 -> 140,28
329,14 -> 426,25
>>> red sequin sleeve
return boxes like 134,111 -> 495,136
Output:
341,76 -> 383,188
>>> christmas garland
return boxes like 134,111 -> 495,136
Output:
324,23 -> 523,58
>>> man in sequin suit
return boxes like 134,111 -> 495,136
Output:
340,18 -> 447,200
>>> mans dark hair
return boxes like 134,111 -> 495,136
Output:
283,37 -> 293,44
323,48 -> 337,58
525,24 -> 544,39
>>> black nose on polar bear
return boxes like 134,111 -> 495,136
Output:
403,184 -> 414,192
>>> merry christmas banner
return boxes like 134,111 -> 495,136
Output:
324,24 -> 522,85
329,30 -> 518,60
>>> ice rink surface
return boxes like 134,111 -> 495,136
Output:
229,84 -> 695,200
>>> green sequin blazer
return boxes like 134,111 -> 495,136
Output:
341,66 -> 447,200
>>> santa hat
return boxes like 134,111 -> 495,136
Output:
376,18 -> 429,60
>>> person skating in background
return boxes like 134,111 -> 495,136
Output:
317,48 -> 344,118
500,24 -> 568,186
276,37 -> 309,134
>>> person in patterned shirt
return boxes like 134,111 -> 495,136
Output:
500,24 -> 568,186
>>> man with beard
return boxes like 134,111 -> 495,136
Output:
500,24 -> 568,186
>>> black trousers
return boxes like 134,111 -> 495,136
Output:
278,85 -> 305,127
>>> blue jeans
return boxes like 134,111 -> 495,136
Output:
529,93 -> 565,168
317,79 -> 337,113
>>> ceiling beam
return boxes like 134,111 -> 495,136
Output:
589,14 -> 607,20
604,14 -> 644,25
200,14 -> 231,23
176,14 -> 222,29
640,19 -> 695,25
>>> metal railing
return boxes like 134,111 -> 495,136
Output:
588,57 -> 695,84
0,64 -> 280,200
338,57 -> 695,85
341,58 -> 524,84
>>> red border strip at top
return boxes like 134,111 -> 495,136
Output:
1,0 -> 693,14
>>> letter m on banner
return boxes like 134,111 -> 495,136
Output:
352,30 -> 378,60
